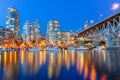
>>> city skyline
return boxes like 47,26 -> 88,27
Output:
0,0 -> 120,36
0,1 -> 120,80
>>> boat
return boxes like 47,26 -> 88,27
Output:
21,47 -> 28,51
29,47 -> 42,52
46,46 -> 60,51
0,48 -> 5,52
94,46 -> 105,50
8,48 -> 15,51
75,46 -> 89,50
67,47 -> 75,50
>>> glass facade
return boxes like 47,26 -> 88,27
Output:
60,31 -> 74,45
23,20 -> 42,44
6,7 -> 20,38
46,20 -> 60,45
23,21 -> 35,44
0,27 -> 14,47
34,19 -> 40,44
0,27 -> 3,45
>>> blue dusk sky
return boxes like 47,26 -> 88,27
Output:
0,0 -> 120,36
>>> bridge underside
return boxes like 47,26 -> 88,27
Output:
77,12 -> 120,47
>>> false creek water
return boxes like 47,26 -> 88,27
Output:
0,49 -> 120,80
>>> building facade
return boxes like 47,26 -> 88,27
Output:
0,27 -> 3,47
34,20 -> 40,45
46,20 -> 60,46
0,27 -> 14,48
23,20 -> 43,45
22,21 -> 35,44
6,7 -> 20,39
60,31 -> 75,46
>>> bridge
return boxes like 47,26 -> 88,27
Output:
77,12 -> 120,48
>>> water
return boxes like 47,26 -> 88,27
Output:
0,49 -> 120,80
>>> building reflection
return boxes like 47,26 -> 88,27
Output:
55,52 -> 61,78
48,53 -> 54,79
0,49 -> 119,80
3,50 -> 19,80
90,63 -> 96,80
0,54 -> 1,69
101,74 -> 107,80
84,53 -> 89,79
76,51 -> 84,74
93,50 -> 120,77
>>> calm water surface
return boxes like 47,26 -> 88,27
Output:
0,49 -> 120,80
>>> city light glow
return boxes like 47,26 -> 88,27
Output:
90,20 -> 94,24
111,3 -> 120,10
100,14 -> 103,17
0,0 -> 120,79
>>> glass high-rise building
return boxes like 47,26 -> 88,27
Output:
23,20 -> 43,44
46,20 -> 60,46
0,27 -> 3,46
6,7 -> 20,38
34,19 -> 40,44
23,21 -> 35,44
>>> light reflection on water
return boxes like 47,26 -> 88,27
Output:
0,49 -> 119,80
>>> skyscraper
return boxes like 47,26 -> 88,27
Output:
6,7 -> 20,38
0,27 -> 3,46
34,19 -> 40,45
22,21 -> 35,44
46,20 -> 60,46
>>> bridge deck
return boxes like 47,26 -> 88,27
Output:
78,11 -> 120,35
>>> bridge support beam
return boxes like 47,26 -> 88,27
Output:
106,39 -> 120,48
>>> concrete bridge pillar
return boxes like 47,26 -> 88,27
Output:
106,39 -> 120,48
106,40 -> 112,48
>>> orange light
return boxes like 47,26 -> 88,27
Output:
10,51 -> 12,64
21,50 -> 24,65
